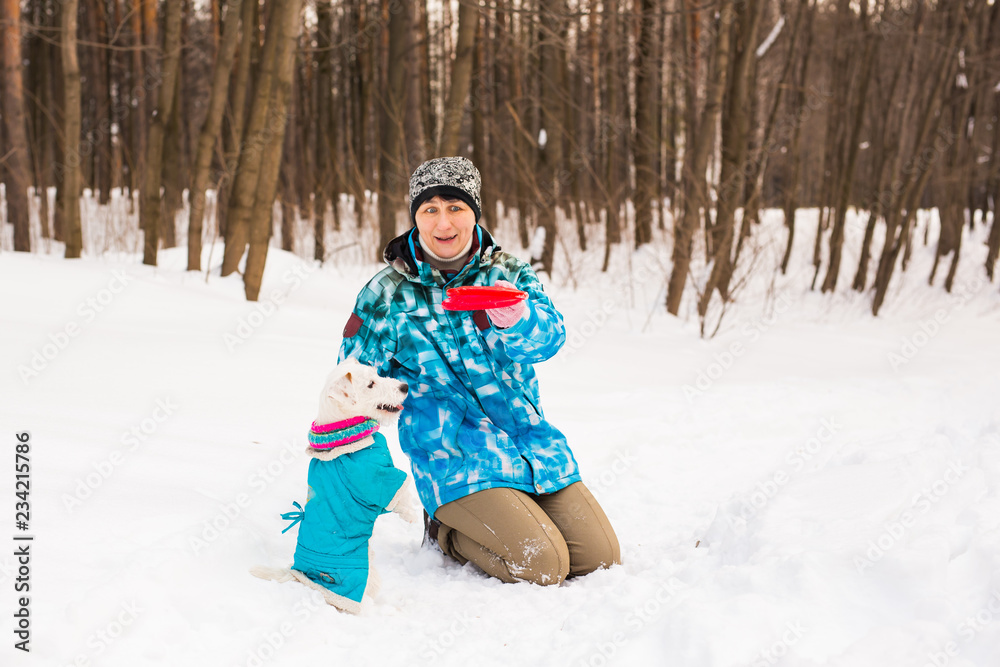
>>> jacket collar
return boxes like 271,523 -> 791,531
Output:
383,225 -> 501,286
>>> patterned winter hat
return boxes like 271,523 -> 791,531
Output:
408,157 -> 482,223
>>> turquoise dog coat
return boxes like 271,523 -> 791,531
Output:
284,422 -> 408,613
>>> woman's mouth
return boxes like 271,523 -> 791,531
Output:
436,234 -> 458,243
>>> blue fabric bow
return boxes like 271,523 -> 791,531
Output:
281,501 -> 304,534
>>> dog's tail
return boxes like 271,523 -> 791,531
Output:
249,565 -> 296,583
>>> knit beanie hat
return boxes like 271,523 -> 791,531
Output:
408,157 -> 482,224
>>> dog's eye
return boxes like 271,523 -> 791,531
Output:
367,381 -> 375,389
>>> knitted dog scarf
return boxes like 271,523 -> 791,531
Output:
308,416 -> 379,450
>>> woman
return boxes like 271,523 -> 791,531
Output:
339,157 -> 620,585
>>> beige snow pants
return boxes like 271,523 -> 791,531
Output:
434,482 -> 621,586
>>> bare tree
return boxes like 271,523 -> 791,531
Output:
60,0 -> 83,258
698,0 -> 764,317
871,1 -> 972,316
1,0 -> 32,251
375,0 -> 410,259
437,0 -> 478,157
222,0 -> 288,276
667,0 -> 732,315
243,0 -> 304,301
140,0 -> 183,266
633,0 -> 659,249
188,0 -> 244,271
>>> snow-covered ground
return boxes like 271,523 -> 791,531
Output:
2,205 -> 999,667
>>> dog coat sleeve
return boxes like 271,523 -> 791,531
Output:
340,434 -> 408,513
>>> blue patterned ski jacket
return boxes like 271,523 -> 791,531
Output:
338,226 -> 581,518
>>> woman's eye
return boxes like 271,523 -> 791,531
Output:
449,205 -> 462,212
423,207 -> 437,214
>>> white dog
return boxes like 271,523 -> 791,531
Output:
251,359 -> 419,613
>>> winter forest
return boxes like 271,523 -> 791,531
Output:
3,1 -> 1000,666
1,0 -> 997,320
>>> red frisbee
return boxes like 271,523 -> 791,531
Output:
442,285 -> 528,311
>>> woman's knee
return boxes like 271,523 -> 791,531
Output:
570,534 -> 621,577
512,533 -> 570,586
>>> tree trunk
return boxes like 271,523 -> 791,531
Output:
633,0 -> 659,249
698,0 -> 763,317
987,92 -> 1000,280
60,0 -> 83,258
188,0 -> 244,271
83,0 -> 111,205
161,65 -> 184,249
140,0 -> 183,266
666,0 -> 732,315
128,0 -> 145,201
1,0 -> 32,251
376,0 -> 410,259
821,14 -> 877,293
218,0 -> 257,241
279,68 -> 298,253
244,0 -> 303,301
872,2 -> 968,316
601,2 -> 621,271
853,2 -> 923,291
537,0 -> 566,275
222,0 -> 287,277
437,0 -> 477,156
313,0 -> 334,261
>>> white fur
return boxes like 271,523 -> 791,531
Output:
250,359 -> 421,613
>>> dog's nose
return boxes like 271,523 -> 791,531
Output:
400,383 -> 409,395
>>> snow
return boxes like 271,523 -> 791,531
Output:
2,206 -> 1000,667
756,15 -> 786,59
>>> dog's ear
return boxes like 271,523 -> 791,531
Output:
328,371 -> 357,405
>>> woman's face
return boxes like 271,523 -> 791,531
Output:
414,196 -> 476,259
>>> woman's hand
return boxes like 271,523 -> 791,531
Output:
486,280 -> 528,329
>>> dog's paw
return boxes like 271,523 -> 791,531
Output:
395,503 -> 421,524
249,565 -> 295,582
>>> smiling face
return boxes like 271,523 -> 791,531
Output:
414,195 -> 476,260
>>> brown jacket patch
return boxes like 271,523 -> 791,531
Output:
472,310 -> 491,331
343,312 -> 363,338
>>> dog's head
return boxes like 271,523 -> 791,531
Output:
319,359 -> 408,424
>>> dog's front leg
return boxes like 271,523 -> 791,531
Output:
387,483 -> 421,524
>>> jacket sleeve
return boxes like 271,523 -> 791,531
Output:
338,274 -> 398,377
494,265 -> 566,364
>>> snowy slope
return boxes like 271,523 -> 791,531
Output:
2,208 -> 999,667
